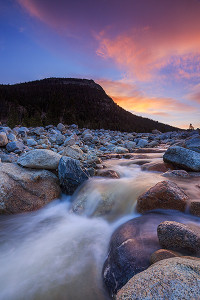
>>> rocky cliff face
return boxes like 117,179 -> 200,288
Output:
0,78 -> 178,132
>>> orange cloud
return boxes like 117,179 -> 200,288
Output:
97,79 -> 195,114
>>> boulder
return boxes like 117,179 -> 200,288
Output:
58,156 -> 89,195
157,221 -> 200,254
17,149 -> 61,170
136,181 -> 188,213
0,132 -> 8,146
0,162 -> 60,214
163,146 -> 200,171
150,249 -> 181,264
62,145 -> 84,160
116,258 -> 200,300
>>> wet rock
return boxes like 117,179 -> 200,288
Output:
0,162 -> 61,214
58,156 -> 89,195
62,145 -> 84,160
99,170 -> 120,179
116,258 -> 200,300
6,141 -> 25,153
150,249 -> 181,264
163,146 -> 200,171
136,181 -> 188,213
162,169 -> 190,178
141,161 -> 173,172
157,221 -> 200,254
103,212 -> 198,296
17,149 -> 61,170
0,132 -> 8,146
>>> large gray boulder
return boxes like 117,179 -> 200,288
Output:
17,149 -> 61,170
0,162 -> 61,214
58,156 -> 89,195
163,146 -> 200,171
116,257 -> 200,300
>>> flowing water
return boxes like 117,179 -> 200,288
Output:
0,153 -> 200,300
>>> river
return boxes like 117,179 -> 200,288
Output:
0,152 -> 200,300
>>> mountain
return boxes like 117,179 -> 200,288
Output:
0,78 -> 178,132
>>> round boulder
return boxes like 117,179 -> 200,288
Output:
136,181 -> 188,213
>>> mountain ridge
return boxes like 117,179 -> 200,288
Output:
0,78 -> 179,132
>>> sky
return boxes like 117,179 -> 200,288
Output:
0,0 -> 200,129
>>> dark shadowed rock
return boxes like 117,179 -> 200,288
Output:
116,258 -> 200,300
163,146 -> 200,171
58,156 -> 89,195
157,221 -> 200,254
0,162 -> 61,214
136,181 -> 188,213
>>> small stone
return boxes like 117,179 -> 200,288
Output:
0,132 -> 8,146
6,141 -> 25,153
